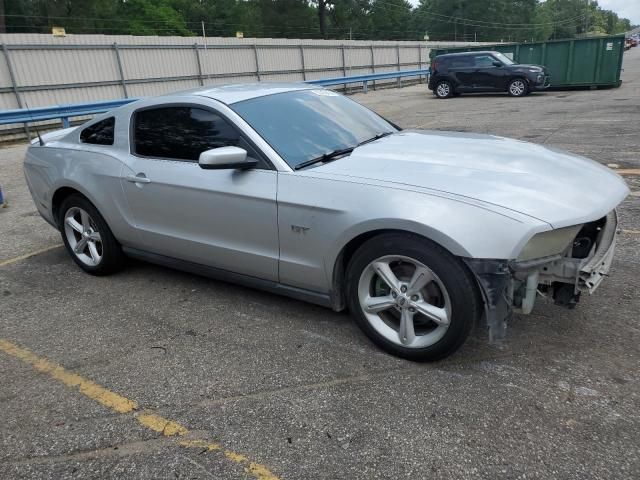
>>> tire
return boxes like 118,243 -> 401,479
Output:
58,194 -> 125,275
434,81 -> 453,99
507,78 -> 528,97
345,233 -> 481,361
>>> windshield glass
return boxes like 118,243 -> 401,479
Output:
230,89 -> 396,169
493,52 -> 515,65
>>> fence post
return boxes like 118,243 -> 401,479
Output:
397,44 -> 401,88
2,43 -> 29,138
194,43 -> 204,86
253,44 -> 261,81
299,45 -> 306,81
370,44 -> 376,91
418,44 -> 425,83
113,43 -> 129,98
341,44 -> 347,92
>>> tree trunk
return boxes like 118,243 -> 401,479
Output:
318,0 -> 327,39
0,0 -> 6,34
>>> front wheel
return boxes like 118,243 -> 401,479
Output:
346,233 -> 481,361
508,78 -> 528,97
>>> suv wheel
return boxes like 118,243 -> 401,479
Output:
435,81 -> 453,99
346,233 -> 480,361
508,78 -> 528,97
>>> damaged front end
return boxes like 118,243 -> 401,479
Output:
465,210 -> 618,341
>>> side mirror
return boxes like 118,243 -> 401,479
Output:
492,61 -> 503,67
198,146 -> 257,170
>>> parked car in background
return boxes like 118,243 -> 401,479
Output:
428,51 -> 551,98
23,84 -> 628,361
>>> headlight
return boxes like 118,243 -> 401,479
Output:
517,225 -> 582,261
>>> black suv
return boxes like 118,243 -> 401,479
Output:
428,51 -> 550,98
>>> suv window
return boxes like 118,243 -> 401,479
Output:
80,117 -> 115,145
133,106 -> 256,162
473,55 -> 497,68
448,56 -> 473,68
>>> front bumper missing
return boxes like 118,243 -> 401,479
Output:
464,210 -> 618,341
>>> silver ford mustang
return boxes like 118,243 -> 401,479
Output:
24,83 -> 629,361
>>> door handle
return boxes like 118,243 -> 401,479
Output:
125,174 -> 151,184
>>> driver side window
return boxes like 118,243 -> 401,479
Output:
132,106 -> 264,165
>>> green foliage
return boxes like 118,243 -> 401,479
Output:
2,0 -> 634,41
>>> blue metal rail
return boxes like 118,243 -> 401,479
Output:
307,68 -> 429,93
0,69 -> 429,129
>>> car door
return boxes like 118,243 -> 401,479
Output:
470,54 -> 504,90
448,56 -> 475,90
120,104 -> 279,281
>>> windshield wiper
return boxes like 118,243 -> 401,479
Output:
294,147 -> 355,170
357,131 -> 394,147
293,132 -> 394,171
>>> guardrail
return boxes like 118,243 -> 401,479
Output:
0,69 -> 429,130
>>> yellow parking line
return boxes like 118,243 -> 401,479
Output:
0,339 -> 279,480
0,244 -> 63,267
622,229 -> 640,235
615,169 -> 640,176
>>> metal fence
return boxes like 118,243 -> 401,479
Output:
0,34 -> 491,140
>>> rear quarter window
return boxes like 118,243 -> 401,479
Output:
80,117 -> 115,145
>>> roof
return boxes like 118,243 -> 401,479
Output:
177,82 -> 315,105
435,51 -> 499,58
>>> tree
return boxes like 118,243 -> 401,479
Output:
369,0 -> 413,40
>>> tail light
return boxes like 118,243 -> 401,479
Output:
432,60 -> 438,71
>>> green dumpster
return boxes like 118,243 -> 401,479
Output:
430,35 -> 625,88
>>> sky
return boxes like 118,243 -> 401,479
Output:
405,0 -> 640,26
598,0 -> 640,25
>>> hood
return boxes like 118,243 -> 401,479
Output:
314,130 -> 629,228
514,63 -> 545,70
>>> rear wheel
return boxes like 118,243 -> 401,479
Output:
508,78 -> 528,97
59,194 -> 125,275
346,233 -> 481,361
435,81 -> 453,99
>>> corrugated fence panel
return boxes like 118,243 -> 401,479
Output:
121,46 -> 198,80
258,46 -> 303,72
127,79 -> 201,98
21,84 -> 124,108
0,92 -> 19,109
374,47 -> 400,67
399,46 -> 420,65
345,47 -> 374,69
0,51 -> 14,89
10,48 -> 120,87
304,47 -> 343,70
202,47 -> 256,75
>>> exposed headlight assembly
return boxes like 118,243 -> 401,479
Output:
517,225 -> 582,261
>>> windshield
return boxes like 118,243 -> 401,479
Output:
230,89 -> 397,169
493,52 -> 515,65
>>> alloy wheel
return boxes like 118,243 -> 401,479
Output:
63,207 -> 103,267
436,82 -> 451,98
357,255 -> 452,348
509,80 -> 526,96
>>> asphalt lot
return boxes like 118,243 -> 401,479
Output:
1,47 -> 639,480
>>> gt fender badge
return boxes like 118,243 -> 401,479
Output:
291,225 -> 310,234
